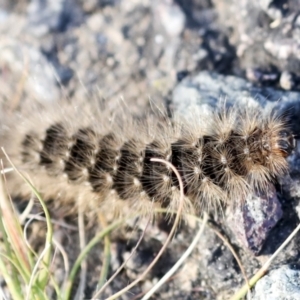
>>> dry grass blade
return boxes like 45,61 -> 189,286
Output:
93,218 -> 150,299
96,212 -> 112,291
2,147 -> 53,288
63,217 -> 129,299
210,226 -> 249,289
26,243 -> 51,300
0,161 -> 31,272
0,171 -> 24,300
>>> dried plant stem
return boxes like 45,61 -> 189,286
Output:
230,221 -> 300,300
25,215 -> 77,230
211,227 -> 249,289
105,157 -> 185,300
141,212 -> 209,300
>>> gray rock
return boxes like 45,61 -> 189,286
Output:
212,0 -> 300,86
251,265 -> 300,300
27,0 -> 83,36
0,38 -> 60,103
227,184 -> 283,255
172,71 -> 300,115
280,71 -> 294,90
172,71 -> 300,255
153,0 -> 186,38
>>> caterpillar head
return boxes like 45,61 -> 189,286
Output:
262,128 -> 295,158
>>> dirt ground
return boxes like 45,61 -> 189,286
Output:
1,0 -> 300,299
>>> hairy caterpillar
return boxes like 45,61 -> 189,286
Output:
0,100 -> 295,218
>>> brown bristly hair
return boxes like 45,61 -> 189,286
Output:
0,100 -> 295,219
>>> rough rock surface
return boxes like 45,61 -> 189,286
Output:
252,265 -> 300,300
212,0 -> 300,90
